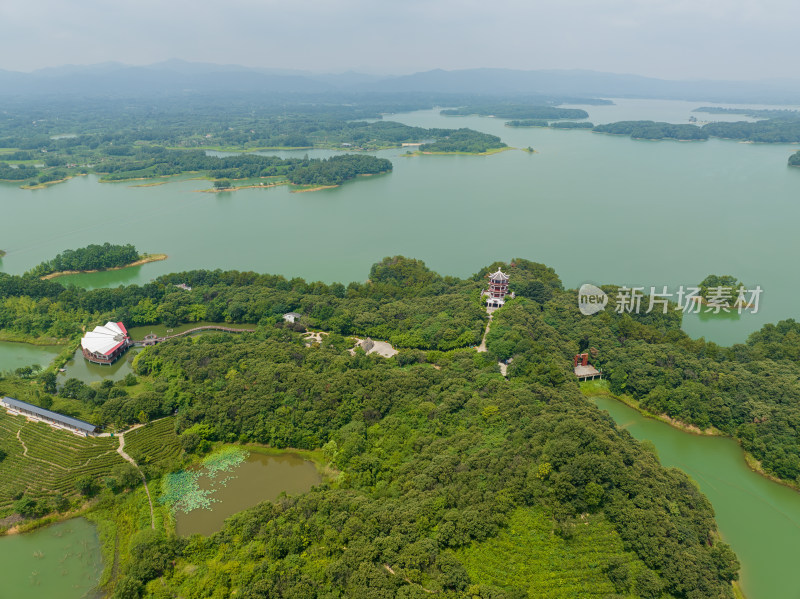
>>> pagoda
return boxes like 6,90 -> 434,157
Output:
485,268 -> 511,308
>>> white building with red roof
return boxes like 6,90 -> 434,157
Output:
81,321 -> 131,365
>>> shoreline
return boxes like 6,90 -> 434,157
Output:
19,176 -> 74,190
404,146 -> 514,157
0,330 -> 67,346
196,180 -> 287,193
291,184 -> 338,193
581,382 -> 800,495
39,253 -> 168,280
198,170 -> 389,194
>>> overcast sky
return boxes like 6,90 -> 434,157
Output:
1,0 -> 797,80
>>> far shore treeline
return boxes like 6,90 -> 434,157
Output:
0,97 -> 510,187
4,97 -> 800,188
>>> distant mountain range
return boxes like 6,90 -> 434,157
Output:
1,60 -> 800,104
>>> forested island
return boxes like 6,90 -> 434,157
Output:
24,243 -> 165,278
416,128 -> 507,154
0,256 -> 744,598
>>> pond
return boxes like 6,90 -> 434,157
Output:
0,341 -> 62,374
591,395 -> 800,599
0,518 -> 103,599
172,451 -> 321,537
58,348 -> 137,385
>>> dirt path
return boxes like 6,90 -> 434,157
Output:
15,429 -> 66,470
115,427 -> 155,530
476,311 -> 494,353
383,564 -> 435,593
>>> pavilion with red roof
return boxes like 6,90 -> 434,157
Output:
80,321 -> 132,365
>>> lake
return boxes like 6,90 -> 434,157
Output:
0,518 -> 102,599
1,99 -> 799,345
174,451 -> 321,537
592,395 -> 800,599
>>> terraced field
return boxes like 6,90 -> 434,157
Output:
458,507 -> 659,598
124,417 -> 182,471
0,411 -> 125,514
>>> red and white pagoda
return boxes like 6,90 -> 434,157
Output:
484,269 -> 512,308
81,321 -> 132,365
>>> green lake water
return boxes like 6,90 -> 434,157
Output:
0,341 -> 61,374
174,452 -> 321,537
0,518 -> 102,599
592,395 -> 800,599
1,99 -> 800,344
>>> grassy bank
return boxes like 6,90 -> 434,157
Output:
0,330 -> 68,346
40,253 -> 167,280
19,176 -> 74,190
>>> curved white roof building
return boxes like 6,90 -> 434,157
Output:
81,321 -> 131,364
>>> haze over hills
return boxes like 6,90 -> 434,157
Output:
2,60 -> 800,103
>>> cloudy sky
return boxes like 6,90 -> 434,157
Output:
1,0 -> 797,80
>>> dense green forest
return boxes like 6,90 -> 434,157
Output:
790,150 -> 800,167
478,267 -> 800,486
21,254 -> 800,596
441,104 -> 590,119
2,254 -> 800,492
0,258 -> 730,598
111,328 -> 736,599
286,154 -> 393,185
25,242 -> 141,277
701,119 -> 800,143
